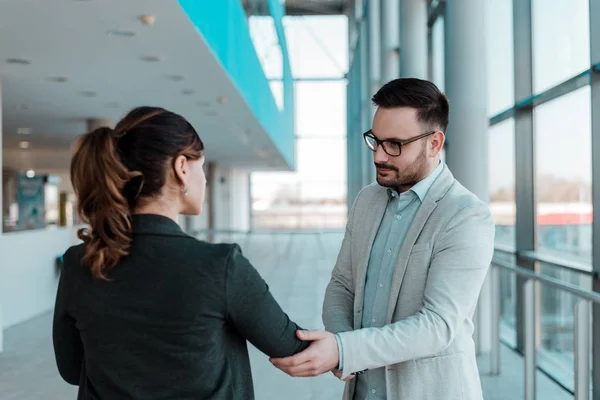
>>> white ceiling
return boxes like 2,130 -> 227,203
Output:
0,0 -> 289,172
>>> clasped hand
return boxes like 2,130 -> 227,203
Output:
269,330 -> 354,381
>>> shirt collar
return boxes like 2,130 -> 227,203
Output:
386,161 -> 445,202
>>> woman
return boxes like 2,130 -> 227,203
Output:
53,106 -> 308,399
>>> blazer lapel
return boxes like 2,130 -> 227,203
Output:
385,198 -> 437,322
385,166 -> 456,322
354,188 -> 387,329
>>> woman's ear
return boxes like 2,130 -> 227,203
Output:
173,155 -> 189,186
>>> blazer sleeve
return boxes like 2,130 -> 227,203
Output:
225,245 -> 309,358
52,249 -> 84,385
322,191 -> 359,334
336,202 -> 495,378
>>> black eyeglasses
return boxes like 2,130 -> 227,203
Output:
363,130 -> 437,157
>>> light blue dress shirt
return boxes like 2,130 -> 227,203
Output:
335,162 -> 445,400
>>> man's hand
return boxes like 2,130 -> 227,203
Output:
270,330 -> 339,377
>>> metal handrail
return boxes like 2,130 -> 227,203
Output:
492,257 -> 600,303
490,256 -> 596,400
191,228 -> 338,259
493,246 -> 594,276
518,250 -> 595,277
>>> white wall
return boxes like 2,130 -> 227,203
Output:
0,227 -> 80,329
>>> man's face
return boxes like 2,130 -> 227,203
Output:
370,107 -> 442,192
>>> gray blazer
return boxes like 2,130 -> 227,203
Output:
323,167 -> 494,400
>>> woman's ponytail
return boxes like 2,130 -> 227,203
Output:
70,127 -> 141,279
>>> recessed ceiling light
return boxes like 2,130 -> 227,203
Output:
182,89 -> 196,95
139,15 -> 157,26
47,76 -> 68,83
105,102 -> 120,108
217,96 -> 228,104
255,148 -> 268,159
6,58 -> 32,65
168,75 -> 184,81
197,101 -> 210,107
17,128 -> 33,135
26,170 -> 35,178
107,30 -> 136,37
19,141 -> 30,149
80,91 -> 96,97
140,55 -> 162,62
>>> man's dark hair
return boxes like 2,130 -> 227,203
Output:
372,78 -> 449,132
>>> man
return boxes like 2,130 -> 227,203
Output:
271,78 -> 494,400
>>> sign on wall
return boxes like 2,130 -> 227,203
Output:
17,175 -> 46,231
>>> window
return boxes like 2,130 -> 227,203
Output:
489,118 -> 516,249
534,86 -> 592,266
251,16 -> 348,231
532,0 -> 590,93
486,0 -> 514,116
430,16 -> 445,92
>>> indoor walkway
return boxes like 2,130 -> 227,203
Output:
0,233 -> 574,399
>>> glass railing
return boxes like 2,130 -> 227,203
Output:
492,248 -> 596,397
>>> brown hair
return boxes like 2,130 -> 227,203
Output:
372,78 -> 450,132
71,106 -> 204,279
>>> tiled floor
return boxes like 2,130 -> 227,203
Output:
0,233 -> 574,399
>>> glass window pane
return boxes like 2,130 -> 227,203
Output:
248,15 -> 283,79
489,118 -> 516,248
486,0 -> 514,116
284,16 -> 348,79
534,86 -> 592,266
295,81 -> 346,137
270,80 -> 284,111
532,0 -> 590,94
296,138 -> 346,182
431,16 -> 445,93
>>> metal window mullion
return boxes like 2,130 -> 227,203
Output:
513,0 -> 536,355
589,1 -> 600,398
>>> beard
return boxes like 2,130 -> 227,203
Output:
375,146 -> 429,191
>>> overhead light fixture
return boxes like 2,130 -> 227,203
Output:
140,55 -> 162,62
47,76 -> 68,83
182,89 -> 196,95
26,170 -> 35,178
139,14 -> 157,26
217,96 -> 228,104
255,148 -> 268,159
17,128 -> 33,135
80,91 -> 97,97
107,30 -> 136,37
19,141 -> 30,149
6,57 -> 32,65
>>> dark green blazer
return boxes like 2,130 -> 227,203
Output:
53,214 -> 308,400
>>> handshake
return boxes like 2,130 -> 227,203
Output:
269,330 -> 355,382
